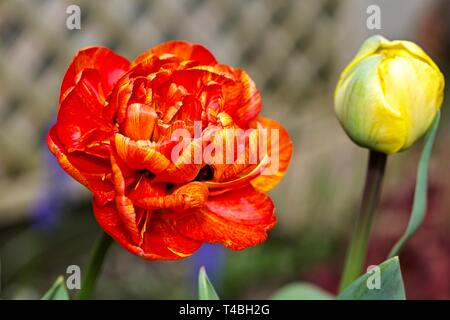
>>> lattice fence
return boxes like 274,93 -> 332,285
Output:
0,0 -> 343,223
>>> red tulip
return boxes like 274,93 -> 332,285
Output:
47,41 -> 292,260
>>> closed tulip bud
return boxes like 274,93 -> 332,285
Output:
334,35 -> 445,154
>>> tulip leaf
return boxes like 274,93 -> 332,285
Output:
338,256 -> 405,300
389,111 -> 441,258
271,283 -> 334,300
198,266 -> 220,300
41,276 -> 69,300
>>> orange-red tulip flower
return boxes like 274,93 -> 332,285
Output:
47,41 -> 293,260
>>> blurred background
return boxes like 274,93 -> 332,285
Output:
1,0 -> 450,299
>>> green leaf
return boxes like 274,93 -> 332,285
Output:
338,256 -> 405,300
389,111 -> 441,258
42,276 -> 69,300
271,283 -> 334,300
198,266 -> 219,300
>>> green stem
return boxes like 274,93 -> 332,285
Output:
339,150 -> 387,292
76,232 -> 113,300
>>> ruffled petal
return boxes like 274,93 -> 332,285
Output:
122,103 -> 157,140
114,133 -> 171,173
47,126 -> 115,205
128,176 -> 167,201
60,47 -> 130,101
167,185 -> 275,250
56,69 -> 115,158
223,69 -> 262,127
132,182 -> 208,212
93,200 -> 144,257
250,117 -> 293,193
140,211 -> 202,260
133,40 -> 217,67
205,126 -> 259,182
110,153 -> 142,245
114,133 -> 201,183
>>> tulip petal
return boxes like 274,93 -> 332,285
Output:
122,103 -> 157,140
47,127 -> 89,188
128,176 -> 167,201
379,56 -> 444,150
250,117 -> 293,193
204,157 -> 268,190
205,126 -> 262,183
133,40 -> 217,67
47,126 -> 115,205
93,200 -> 144,257
60,47 -> 130,101
342,35 -> 389,76
165,68 -> 231,97
190,65 -> 261,126
114,133 -> 201,183
167,185 -> 276,250
114,133 -> 169,171
132,182 -> 208,212
140,210 -> 202,260
226,69 -> 262,127
56,69 -> 115,158
110,153 -> 142,245
380,38 -> 441,75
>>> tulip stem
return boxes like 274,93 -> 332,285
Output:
339,150 -> 387,292
76,232 -> 113,300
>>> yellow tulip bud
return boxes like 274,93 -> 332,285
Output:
334,35 -> 445,154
